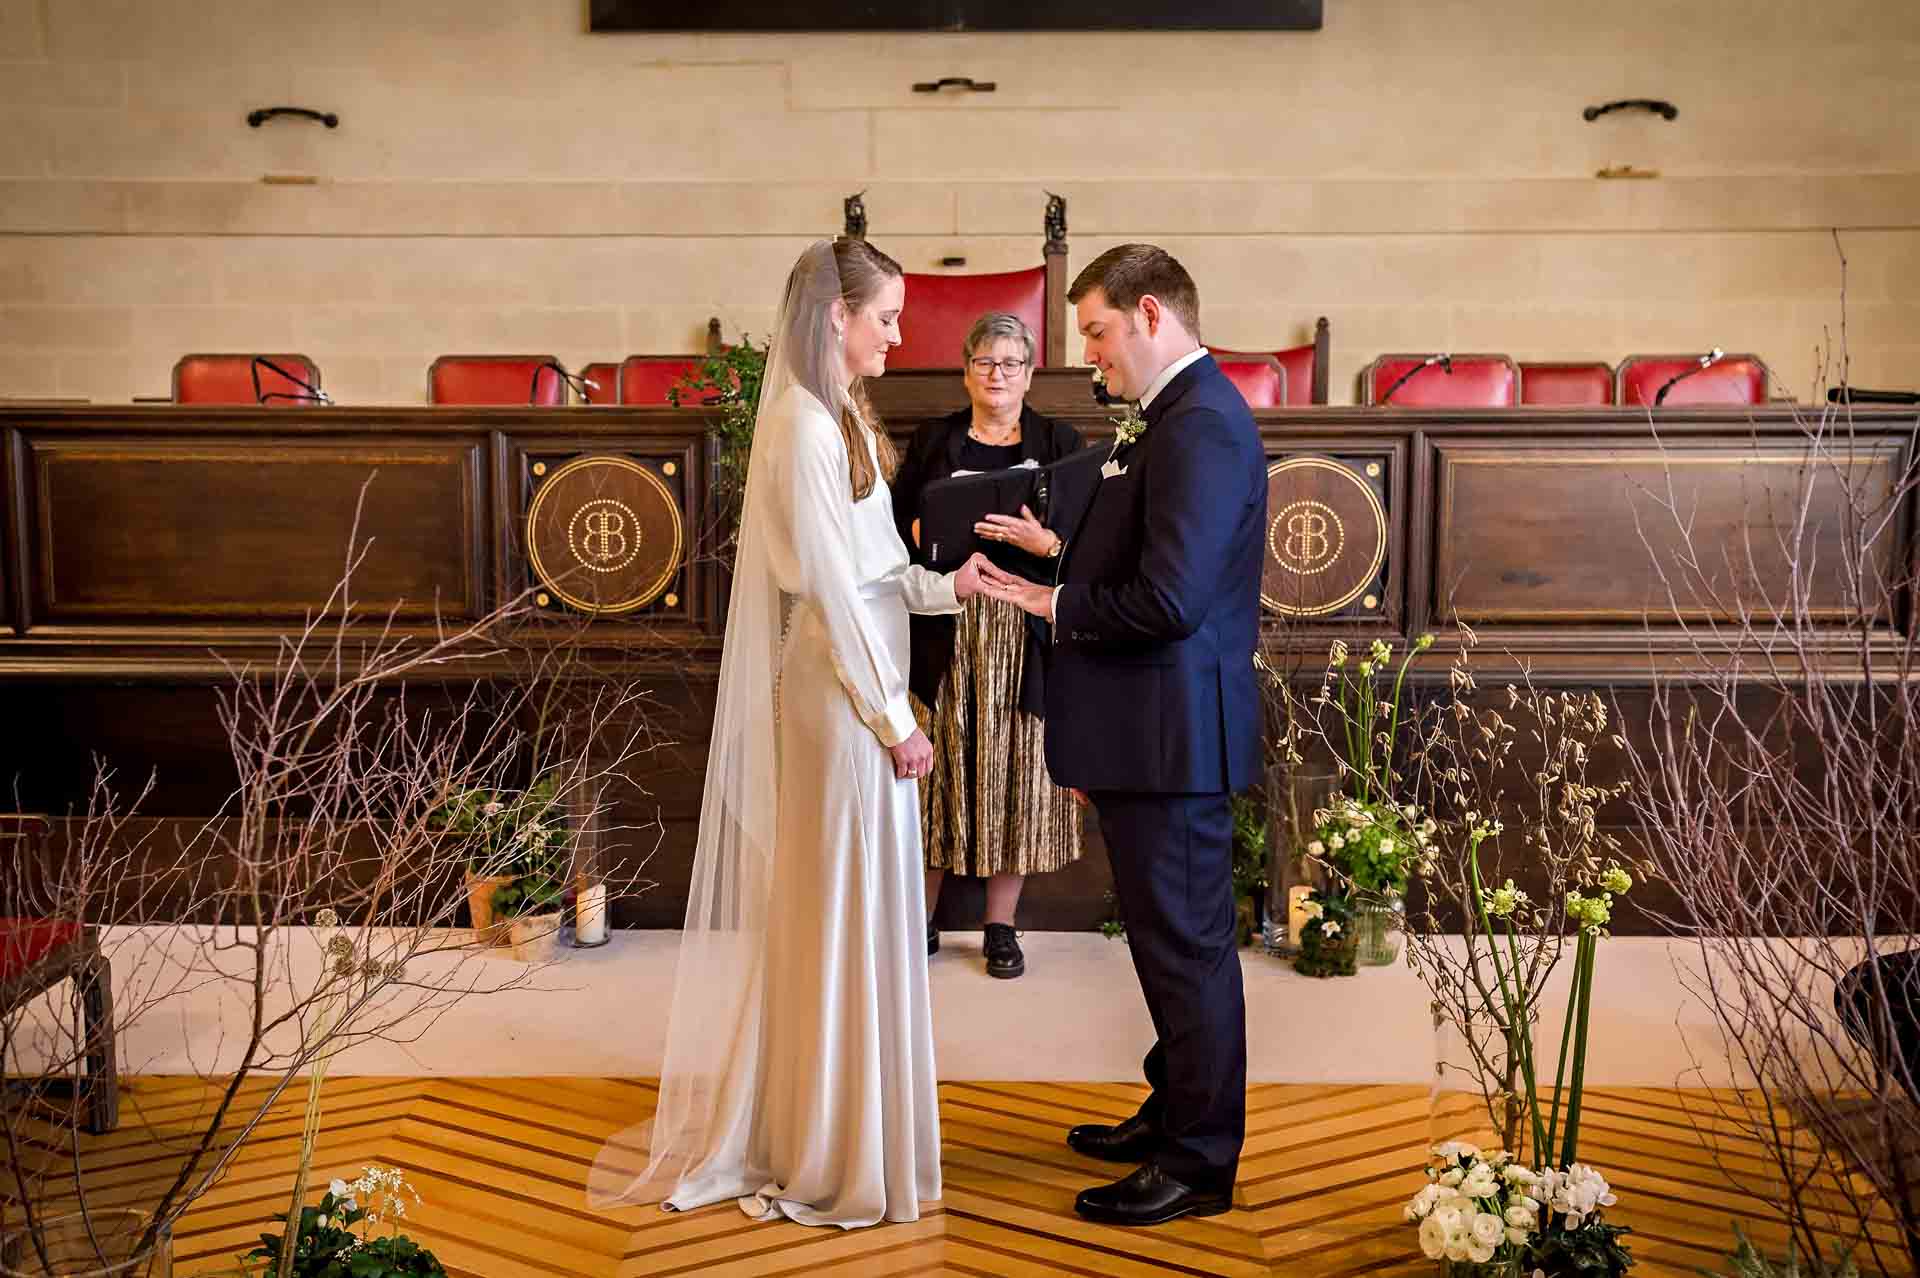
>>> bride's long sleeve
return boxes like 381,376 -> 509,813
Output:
771,402 -> 941,749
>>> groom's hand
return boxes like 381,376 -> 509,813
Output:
977,560 -> 1055,621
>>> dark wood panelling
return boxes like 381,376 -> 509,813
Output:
26,436 -> 485,621
1434,441 -> 1906,624
0,404 -> 1914,934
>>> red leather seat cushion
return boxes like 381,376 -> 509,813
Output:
0,918 -> 84,982
580,363 -> 620,405
430,356 -> 565,406
174,355 -> 321,406
1520,363 -> 1614,406
1369,356 -> 1517,407
1215,358 -> 1286,409
892,267 -> 1048,370
618,357 -> 702,406
1619,357 -> 1765,406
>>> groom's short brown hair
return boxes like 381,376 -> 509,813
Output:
1069,244 -> 1201,341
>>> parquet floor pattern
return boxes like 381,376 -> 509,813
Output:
8,1076 -> 1894,1277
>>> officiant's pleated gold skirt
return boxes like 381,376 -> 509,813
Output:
913,593 -> 1082,878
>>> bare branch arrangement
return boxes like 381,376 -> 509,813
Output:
0,507 -> 668,1274
1622,305 -> 1920,1275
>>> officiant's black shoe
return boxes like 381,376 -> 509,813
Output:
983,923 -> 1024,979
1067,1113 -> 1159,1163
1073,1162 -> 1232,1226
927,920 -> 940,957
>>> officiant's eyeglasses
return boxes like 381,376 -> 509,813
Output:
968,357 -> 1029,378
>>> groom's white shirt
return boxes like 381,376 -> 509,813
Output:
1048,346 -> 1209,622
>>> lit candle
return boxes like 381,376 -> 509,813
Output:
1287,885 -> 1314,946
575,882 -> 608,946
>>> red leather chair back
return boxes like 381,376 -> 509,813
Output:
580,362 -> 620,405
892,267 -> 1049,370
618,356 -> 703,406
173,354 -> 323,406
1364,355 -> 1518,407
1520,362 -> 1615,406
1617,355 -> 1766,407
0,918 -> 84,980
429,355 -> 566,406
1214,355 -> 1287,409
1216,344 -> 1317,406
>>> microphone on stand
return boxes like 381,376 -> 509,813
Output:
250,356 -> 331,405
1378,354 -> 1452,405
531,360 -> 598,405
1653,347 -> 1724,406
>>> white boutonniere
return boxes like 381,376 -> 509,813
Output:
1112,402 -> 1148,448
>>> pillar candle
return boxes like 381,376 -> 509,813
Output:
1287,885 -> 1314,944
575,882 -> 608,946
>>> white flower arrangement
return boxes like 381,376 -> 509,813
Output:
1111,401 -> 1149,447
1405,1143 -> 1539,1266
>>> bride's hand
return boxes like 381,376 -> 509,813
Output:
890,729 -> 934,781
952,551 -> 991,601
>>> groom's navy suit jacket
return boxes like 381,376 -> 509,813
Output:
1045,354 -> 1266,795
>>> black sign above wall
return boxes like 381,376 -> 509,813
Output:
589,0 -> 1321,33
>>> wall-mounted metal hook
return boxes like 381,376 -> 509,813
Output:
1583,98 -> 1677,122
911,77 -> 997,93
247,106 -> 339,128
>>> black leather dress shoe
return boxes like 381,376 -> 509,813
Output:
1074,1162 -> 1232,1226
983,922 -> 1025,978
1066,1112 -> 1160,1163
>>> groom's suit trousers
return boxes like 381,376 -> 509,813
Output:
1093,789 -> 1247,1191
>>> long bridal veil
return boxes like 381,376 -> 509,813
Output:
587,240 -> 853,1208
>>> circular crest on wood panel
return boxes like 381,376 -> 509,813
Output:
526,455 -> 683,614
1262,456 -> 1386,616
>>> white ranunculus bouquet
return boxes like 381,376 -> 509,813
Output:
1405,1142 -> 1541,1267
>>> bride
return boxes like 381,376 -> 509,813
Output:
590,238 -> 986,1228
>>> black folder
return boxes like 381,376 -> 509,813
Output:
917,446 -> 1106,571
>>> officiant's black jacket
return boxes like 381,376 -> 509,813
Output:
891,404 -> 1085,716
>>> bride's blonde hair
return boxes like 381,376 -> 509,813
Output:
776,238 -> 901,501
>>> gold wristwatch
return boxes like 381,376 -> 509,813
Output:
1045,534 -> 1064,558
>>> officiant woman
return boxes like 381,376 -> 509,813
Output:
892,311 -> 1086,981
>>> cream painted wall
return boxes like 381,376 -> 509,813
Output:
0,0 -> 1916,405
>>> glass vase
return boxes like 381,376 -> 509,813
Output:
1354,893 -> 1405,966
0,1211 -> 171,1277
1262,764 -> 1340,954
1439,1257 -> 1522,1278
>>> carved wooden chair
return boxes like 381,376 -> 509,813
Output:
429,355 -> 569,406
1363,354 -> 1519,407
1214,354 -> 1288,409
173,354 -> 325,406
1617,353 -> 1767,407
1519,361 -> 1615,406
579,362 -> 620,405
850,193 -> 1069,370
0,909 -> 118,1134
1216,316 -> 1332,405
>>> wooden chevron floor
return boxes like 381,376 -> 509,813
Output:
6,1075 -> 1900,1277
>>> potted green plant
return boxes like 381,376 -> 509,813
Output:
430,773 -> 567,947
1292,888 -> 1357,977
669,335 -> 767,558
242,1167 -> 447,1278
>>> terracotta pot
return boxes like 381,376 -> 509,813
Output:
508,910 -> 565,962
464,871 -> 514,946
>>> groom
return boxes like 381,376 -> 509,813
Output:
978,244 -> 1265,1225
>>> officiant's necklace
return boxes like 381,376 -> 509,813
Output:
968,418 -> 1020,446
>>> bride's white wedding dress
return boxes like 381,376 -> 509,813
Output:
659,384 -> 956,1227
